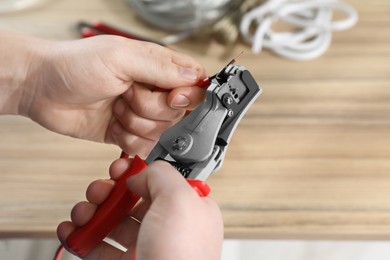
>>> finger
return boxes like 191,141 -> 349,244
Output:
119,40 -> 205,89
107,199 -> 151,249
127,160 -> 197,201
116,110 -> 176,141
86,179 -> 115,204
58,223 -> 127,259
171,52 -> 207,77
57,221 -> 77,245
70,201 -> 97,227
110,121 -> 157,157
83,241 -> 124,260
121,84 -> 185,121
83,201 -> 151,259
167,86 -> 206,110
109,158 -> 132,181
114,99 -> 178,141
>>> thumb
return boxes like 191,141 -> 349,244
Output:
126,160 -> 197,201
119,41 -> 205,89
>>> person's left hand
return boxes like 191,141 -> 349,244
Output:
57,158 -> 223,260
21,35 -> 206,156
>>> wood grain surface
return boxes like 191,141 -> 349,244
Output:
0,0 -> 390,239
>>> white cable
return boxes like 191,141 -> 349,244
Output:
240,0 -> 359,60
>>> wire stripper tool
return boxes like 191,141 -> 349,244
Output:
65,62 -> 262,257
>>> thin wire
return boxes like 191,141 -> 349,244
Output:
129,215 -> 142,224
53,245 -> 64,260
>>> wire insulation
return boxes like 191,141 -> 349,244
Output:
240,0 -> 359,60
53,245 -> 64,260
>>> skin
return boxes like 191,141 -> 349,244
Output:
57,159 -> 224,260
0,30 -> 206,156
0,30 -> 223,259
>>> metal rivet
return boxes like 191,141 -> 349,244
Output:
227,109 -> 234,117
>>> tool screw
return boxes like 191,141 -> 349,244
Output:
171,136 -> 188,151
227,109 -> 234,117
224,96 -> 233,105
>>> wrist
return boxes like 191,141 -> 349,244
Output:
0,30 -> 49,116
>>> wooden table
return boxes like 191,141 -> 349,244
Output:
1,0 -> 390,239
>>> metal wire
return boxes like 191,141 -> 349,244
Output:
128,0 -> 237,32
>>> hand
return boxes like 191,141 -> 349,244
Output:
57,158 -> 223,260
7,32 -> 205,156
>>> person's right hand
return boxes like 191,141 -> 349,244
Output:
57,158 -> 224,260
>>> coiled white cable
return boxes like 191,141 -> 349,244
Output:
128,0 -> 358,60
240,0 -> 359,60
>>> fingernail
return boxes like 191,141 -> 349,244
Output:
179,67 -> 198,82
172,94 -> 190,108
114,99 -> 125,116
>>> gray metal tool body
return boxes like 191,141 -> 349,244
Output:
146,64 -> 262,181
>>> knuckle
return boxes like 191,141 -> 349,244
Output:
131,92 -> 151,118
134,102 -> 150,118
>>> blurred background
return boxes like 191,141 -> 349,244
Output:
1,0 -> 390,259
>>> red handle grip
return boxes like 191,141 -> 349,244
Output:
65,155 -> 210,257
66,155 -> 147,257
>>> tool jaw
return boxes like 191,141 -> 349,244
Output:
145,64 -> 262,181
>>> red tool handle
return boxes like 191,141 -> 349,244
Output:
66,155 -> 147,257
65,155 -> 210,257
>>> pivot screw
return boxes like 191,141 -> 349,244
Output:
224,96 -> 233,105
171,136 -> 188,151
